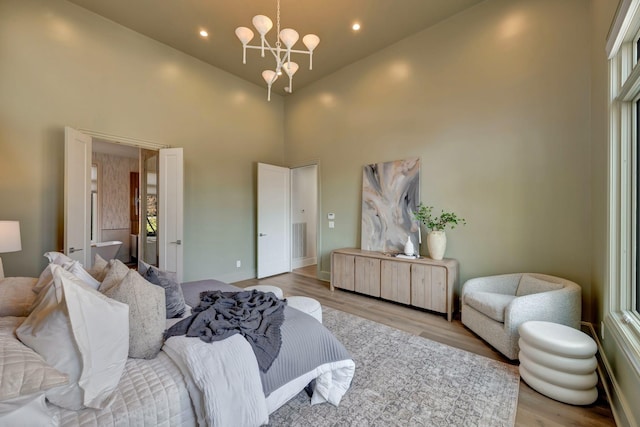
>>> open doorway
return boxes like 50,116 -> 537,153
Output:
65,127 -> 184,280
290,164 -> 318,278
91,140 -> 158,268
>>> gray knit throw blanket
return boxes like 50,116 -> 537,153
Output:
164,290 -> 286,372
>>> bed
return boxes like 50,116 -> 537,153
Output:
0,258 -> 355,427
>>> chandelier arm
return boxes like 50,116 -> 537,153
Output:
286,49 -> 313,55
244,45 -> 311,56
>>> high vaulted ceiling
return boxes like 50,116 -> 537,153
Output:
67,0 -> 484,96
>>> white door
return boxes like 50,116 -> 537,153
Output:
64,127 -> 92,267
257,163 -> 291,278
158,148 -> 184,282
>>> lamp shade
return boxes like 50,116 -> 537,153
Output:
302,34 -> 320,51
0,221 -> 21,253
252,15 -> 273,35
262,70 -> 278,84
235,27 -> 254,44
283,61 -> 299,77
279,28 -> 299,49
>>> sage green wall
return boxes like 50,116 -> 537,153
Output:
284,0 -> 608,321
0,0 -> 284,282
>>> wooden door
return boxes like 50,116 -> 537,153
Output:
381,260 -> 411,304
355,256 -> 381,297
332,253 -> 355,291
411,264 -> 447,313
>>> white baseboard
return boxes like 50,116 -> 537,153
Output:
581,321 -> 634,427
292,257 -> 317,270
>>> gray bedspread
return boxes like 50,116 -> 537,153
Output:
180,280 -> 353,396
164,289 -> 285,372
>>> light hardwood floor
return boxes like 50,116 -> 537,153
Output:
234,267 -> 617,427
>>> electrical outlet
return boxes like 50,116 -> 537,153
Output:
236,260 -> 241,268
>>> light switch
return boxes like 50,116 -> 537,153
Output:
329,221 -> 335,229
328,213 -> 335,220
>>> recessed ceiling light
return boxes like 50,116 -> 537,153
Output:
199,30 -> 209,38
352,23 -> 361,31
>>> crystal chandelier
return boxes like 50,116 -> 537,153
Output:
235,0 -> 320,101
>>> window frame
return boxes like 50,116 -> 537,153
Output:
607,0 -> 640,377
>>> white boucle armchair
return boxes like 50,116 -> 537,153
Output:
460,273 -> 581,360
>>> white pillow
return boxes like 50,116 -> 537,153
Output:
33,260 -> 100,294
64,260 -> 100,290
43,251 -> 73,266
16,265 -> 129,410
0,277 -> 38,317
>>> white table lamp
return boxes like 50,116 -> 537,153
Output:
0,221 -> 22,279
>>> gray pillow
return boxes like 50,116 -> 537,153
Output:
139,262 -> 186,319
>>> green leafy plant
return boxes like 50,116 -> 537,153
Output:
412,203 -> 466,231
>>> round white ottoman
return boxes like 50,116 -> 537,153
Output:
287,296 -> 322,323
518,321 -> 598,405
244,285 -> 284,300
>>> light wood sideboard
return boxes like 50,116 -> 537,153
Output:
330,248 -> 459,321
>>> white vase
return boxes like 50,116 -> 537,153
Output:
427,230 -> 447,260
404,235 -> 414,256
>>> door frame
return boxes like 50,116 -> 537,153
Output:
288,160 -> 321,279
73,129 -> 170,266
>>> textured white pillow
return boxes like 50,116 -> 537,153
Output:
16,265 -> 129,410
0,277 -> 37,317
87,254 -> 109,282
98,259 -> 131,294
104,270 -> 165,359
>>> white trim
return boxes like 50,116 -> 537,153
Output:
78,129 -> 170,150
583,321 -> 635,427
607,0 -> 640,59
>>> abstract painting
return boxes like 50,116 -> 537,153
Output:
361,158 -> 420,253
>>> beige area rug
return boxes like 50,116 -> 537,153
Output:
268,307 -> 519,427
